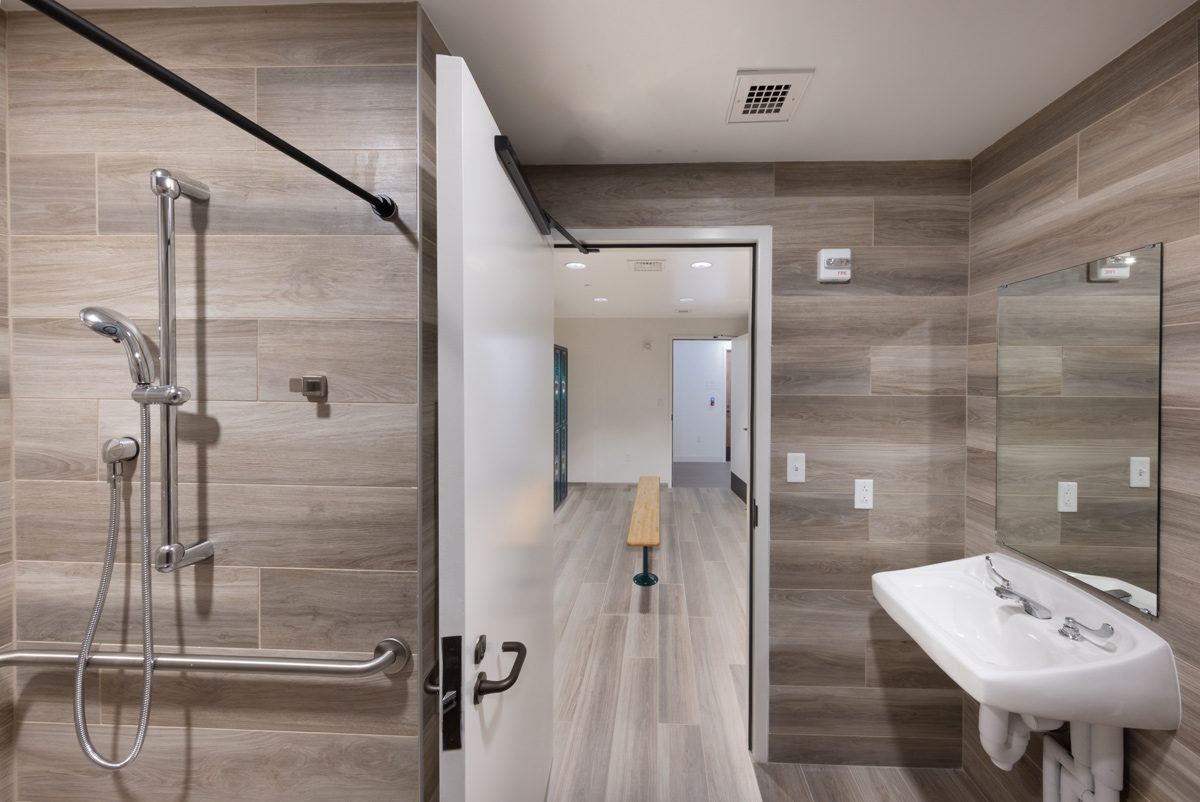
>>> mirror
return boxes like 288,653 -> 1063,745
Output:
995,243 -> 1161,615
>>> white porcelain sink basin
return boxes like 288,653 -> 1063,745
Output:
873,554 -> 1180,768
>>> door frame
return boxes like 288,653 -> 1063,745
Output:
555,226 -> 773,761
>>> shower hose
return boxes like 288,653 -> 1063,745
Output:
73,404 -> 155,769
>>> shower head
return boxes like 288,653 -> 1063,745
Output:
79,307 -> 156,386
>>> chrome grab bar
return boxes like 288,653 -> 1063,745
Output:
0,637 -> 410,678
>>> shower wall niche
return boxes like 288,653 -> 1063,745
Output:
0,4 -> 442,801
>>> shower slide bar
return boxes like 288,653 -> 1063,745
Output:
0,638 -> 412,678
20,0 -> 399,221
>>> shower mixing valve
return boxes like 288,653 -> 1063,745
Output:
101,437 -> 140,464
102,436 -> 140,484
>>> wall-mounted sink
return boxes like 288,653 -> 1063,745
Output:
872,554 -> 1180,770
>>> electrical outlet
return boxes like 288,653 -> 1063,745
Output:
624,452 -> 631,462
1130,457 -> 1150,488
1058,481 -> 1078,513
854,479 -> 873,509
787,453 -> 806,483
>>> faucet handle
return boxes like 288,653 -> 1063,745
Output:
1062,617 -> 1114,639
985,556 -> 1012,590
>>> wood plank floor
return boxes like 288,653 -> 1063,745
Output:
755,763 -> 990,802
550,484 -> 990,802
550,484 -> 757,801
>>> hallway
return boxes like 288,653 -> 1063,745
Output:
549,484 -> 759,800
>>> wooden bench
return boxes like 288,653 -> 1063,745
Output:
627,476 -> 661,587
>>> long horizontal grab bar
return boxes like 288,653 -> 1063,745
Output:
0,637 -> 410,678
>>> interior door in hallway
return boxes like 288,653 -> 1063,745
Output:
438,55 -> 555,802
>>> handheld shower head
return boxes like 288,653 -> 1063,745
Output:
80,307 -> 156,386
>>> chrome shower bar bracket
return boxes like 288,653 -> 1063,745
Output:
151,169 -> 212,573
0,637 -> 412,678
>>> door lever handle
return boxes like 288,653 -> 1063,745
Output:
473,641 -> 527,705
423,660 -> 440,695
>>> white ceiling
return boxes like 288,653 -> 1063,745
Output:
13,1 -> 1192,165
554,247 -> 752,320
419,0 -> 1194,164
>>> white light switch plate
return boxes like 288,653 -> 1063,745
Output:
787,453 -> 806,483
854,479 -> 873,509
1130,457 -> 1151,488
1058,481 -> 1078,513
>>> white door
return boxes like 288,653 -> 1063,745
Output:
438,55 -> 555,802
730,334 -> 750,485
672,339 -> 728,462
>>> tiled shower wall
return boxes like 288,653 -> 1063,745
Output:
0,11 -> 11,800
964,3 -> 1200,800
0,4 -> 438,800
527,162 -> 973,766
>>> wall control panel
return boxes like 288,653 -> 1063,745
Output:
1130,457 -> 1151,488
787,453 -> 806,483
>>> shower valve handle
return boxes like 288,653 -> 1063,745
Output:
101,437 -> 140,464
102,437 -> 140,484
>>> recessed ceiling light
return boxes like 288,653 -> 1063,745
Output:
566,262 -> 587,269
679,297 -> 694,302
691,261 -> 712,269
594,297 -> 608,302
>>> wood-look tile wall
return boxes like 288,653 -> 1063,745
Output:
0,11 -> 11,802
964,4 -> 1200,799
527,160 -> 972,767
0,5 -> 435,800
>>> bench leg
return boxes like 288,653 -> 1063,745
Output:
633,546 -> 658,586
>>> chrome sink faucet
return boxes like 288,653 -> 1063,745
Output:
986,556 -> 1053,620
1059,617 -> 1115,641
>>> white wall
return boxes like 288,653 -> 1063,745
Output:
554,317 -> 747,484
730,333 -> 750,483
672,339 -> 729,462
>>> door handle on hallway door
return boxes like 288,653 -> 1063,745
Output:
473,641 -> 527,704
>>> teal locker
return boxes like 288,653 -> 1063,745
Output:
554,345 -> 568,509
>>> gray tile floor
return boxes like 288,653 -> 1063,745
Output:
671,460 -> 732,489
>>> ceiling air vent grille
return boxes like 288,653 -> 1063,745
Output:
630,260 -> 665,272
727,69 -> 814,124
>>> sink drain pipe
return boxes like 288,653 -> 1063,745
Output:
1043,722 -> 1123,802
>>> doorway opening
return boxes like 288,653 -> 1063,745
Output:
670,336 -> 750,499
548,229 -> 771,796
